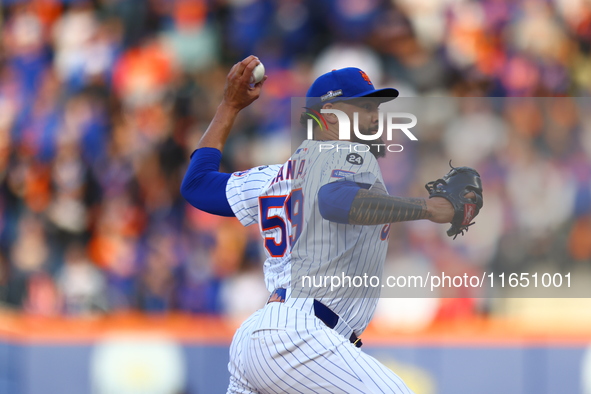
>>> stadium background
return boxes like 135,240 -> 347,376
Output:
1,0 -> 591,393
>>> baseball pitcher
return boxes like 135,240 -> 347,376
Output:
181,55 -> 483,393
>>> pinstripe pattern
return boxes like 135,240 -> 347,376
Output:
225,140 -> 413,393
228,310 -> 263,393
231,302 -> 413,393
290,140 -> 388,335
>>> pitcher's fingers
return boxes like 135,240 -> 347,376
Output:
234,55 -> 258,79
253,75 -> 268,89
239,58 -> 261,84
227,62 -> 240,79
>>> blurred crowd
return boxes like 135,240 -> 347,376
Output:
0,0 -> 590,320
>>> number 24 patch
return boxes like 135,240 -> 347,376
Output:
346,153 -> 364,165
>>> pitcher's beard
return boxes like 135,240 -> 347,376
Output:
351,131 -> 386,159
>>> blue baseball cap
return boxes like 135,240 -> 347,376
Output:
306,67 -> 399,108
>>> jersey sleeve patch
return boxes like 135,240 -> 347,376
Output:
346,153 -> 364,165
331,169 -> 356,178
320,143 -> 382,189
232,169 -> 250,177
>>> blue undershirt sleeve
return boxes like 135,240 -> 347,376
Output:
180,147 -> 234,217
318,181 -> 371,224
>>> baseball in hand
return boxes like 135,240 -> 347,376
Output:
250,62 -> 265,84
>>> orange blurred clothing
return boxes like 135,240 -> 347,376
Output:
24,162 -> 52,213
174,0 -> 207,30
112,42 -> 174,103
88,234 -> 137,276
568,215 -> 591,261
448,20 -> 504,76
30,0 -> 63,29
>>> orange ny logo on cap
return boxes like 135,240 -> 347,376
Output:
359,70 -> 373,85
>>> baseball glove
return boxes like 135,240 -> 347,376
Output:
425,161 -> 483,239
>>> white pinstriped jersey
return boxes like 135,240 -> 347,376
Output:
226,139 -> 390,336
